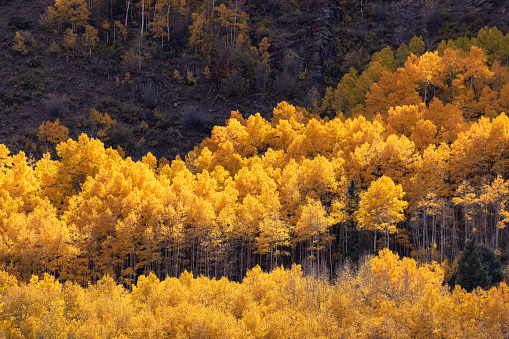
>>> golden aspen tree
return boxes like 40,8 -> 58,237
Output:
3,201 -> 74,280
256,213 -> 292,270
194,116 -> 249,173
235,194 -> 265,275
345,122 -> 416,191
278,159 -> 302,225
46,0 -> 91,32
12,31 -> 29,55
214,4 -> 231,46
271,101 -> 310,125
0,149 -> 40,214
323,118 -> 347,154
37,119 -> 69,152
424,97 -> 463,135
259,148 -> 286,177
296,118 -> 332,159
347,134 -> 385,189
63,28 -> 78,56
450,116 -> 492,184
462,46 -> 494,98
257,37 -> 271,68
336,115 -> 385,160
243,113 -> 277,156
212,177 -> 238,278
0,274 -> 65,337
165,164 -> 196,276
274,119 -> 302,152
477,177 -> 507,249
46,134 -> 113,211
365,65 -> 421,117
476,86 -> 500,118
188,12 -> 206,55
487,113 -> 509,177
113,20 -> 127,42
498,78 -> 509,111
296,155 -> 342,205
186,195 -> 217,275
417,51 -> 444,101
386,104 -> 424,137
408,35 -> 425,56
82,24 -> 99,58
439,48 -> 465,101
452,181 -> 477,241
414,143 -> 451,202
64,154 -> 168,283
411,119 -> 437,152
212,0 -> 249,48
355,176 -> 408,250
193,170 -> 225,273
88,108 -> 115,139
0,153 -> 40,278
489,60 -> 509,94
234,161 -> 277,202
295,198 -> 334,274
150,0 -> 169,46
379,134 -> 419,190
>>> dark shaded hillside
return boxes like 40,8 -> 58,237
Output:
0,0 -> 508,160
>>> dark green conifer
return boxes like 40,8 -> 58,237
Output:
454,235 -> 502,292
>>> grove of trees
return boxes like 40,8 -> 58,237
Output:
1,250 -> 509,338
5,6 -> 509,333
1,91 -> 509,284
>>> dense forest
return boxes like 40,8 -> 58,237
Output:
0,251 -> 508,338
2,0 -> 509,337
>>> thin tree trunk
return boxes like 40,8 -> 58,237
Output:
125,0 -> 131,27
141,0 -> 145,34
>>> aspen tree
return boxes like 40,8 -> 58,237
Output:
356,176 -> 408,250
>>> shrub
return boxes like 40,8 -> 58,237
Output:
122,50 -> 144,73
223,69 -> 247,97
8,16 -> 32,30
118,102 -> 143,123
139,83 -> 158,109
0,90 -> 23,107
26,58 -> 43,68
181,106 -> 208,130
90,56 -> 107,75
43,94 -> 68,117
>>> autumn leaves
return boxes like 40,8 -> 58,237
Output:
1,249 -> 508,338
356,176 -> 407,250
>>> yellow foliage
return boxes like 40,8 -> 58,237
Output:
38,119 -> 69,150
356,176 -> 408,249
12,31 -> 31,55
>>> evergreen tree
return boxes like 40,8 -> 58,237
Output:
477,243 -> 503,285
454,235 -> 502,292
454,236 -> 488,292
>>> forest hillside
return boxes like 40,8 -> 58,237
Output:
1,0 -> 509,160
2,0 -> 509,290
2,0 -> 509,336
